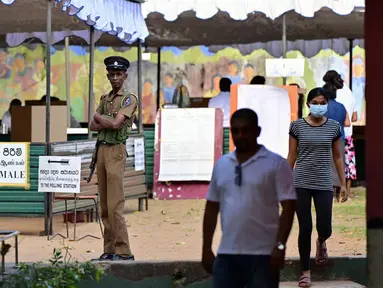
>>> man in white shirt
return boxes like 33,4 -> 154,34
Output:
1,98 -> 21,134
208,78 -> 232,128
202,108 -> 297,288
336,86 -> 358,199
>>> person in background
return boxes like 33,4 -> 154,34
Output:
289,83 -> 305,119
204,74 -> 222,98
208,78 -> 232,127
1,98 -> 22,134
172,84 -> 191,108
243,64 -> 255,84
40,95 -> 81,128
322,70 -> 351,202
202,108 -> 296,288
250,75 -> 266,85
336,85 -> 358,199
226,60 -> 242,84
287,87 -> 346,287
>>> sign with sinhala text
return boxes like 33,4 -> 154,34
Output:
134,138 -> 145,171
38,156 -> 81,193
0,142 -> 29,188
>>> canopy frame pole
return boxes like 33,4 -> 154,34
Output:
282,14 -> 287,85
65,36 -> 71,127
349,39 -> 354,90
156,47 -> 161,111
87,27 -> 95,139
137,41 -> 143,133
45,0 -> 52,236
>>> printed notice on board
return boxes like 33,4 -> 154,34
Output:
134,138 -> 145,171
237,85 -> 291,158
0,142 -> 29,188
38,156 -> 81,193
159,108 -> 215,181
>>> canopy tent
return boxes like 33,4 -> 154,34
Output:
0,0 -> 148,43
141,0 -> 364,46
1,0 -> 364,58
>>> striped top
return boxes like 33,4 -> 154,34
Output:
289,118 -> 341,191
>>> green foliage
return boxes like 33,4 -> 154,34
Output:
1,247 -> 104,288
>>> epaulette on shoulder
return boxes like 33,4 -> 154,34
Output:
129,93 -> 138,101
100,94 -> 108,100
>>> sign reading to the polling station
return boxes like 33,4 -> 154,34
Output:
38,156 -> 81,193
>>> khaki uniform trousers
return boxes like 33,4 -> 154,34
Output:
96,143 -> 131,256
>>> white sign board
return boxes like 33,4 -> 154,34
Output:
0,142 -> 29,188
38,156 -> 82,193
134,138 -> 145,171
266,58 -> 305,77
159,108 -> 215,181
236,85 -> 291,158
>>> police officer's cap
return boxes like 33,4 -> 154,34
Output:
104,56 -> 130,71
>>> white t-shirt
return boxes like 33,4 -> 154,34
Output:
206,146 -> 296,255
336,87 -> 357,137
1,110 -> 11,134
208,91 -> 230,128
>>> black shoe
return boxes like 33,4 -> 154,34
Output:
91,253 -> 114,262
112,254 -> 135,261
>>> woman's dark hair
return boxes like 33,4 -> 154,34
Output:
307,87 -> 328,103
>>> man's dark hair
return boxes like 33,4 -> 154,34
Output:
10,99 -> 22,107
231,108 -> 259,127
219,77 -> 232,92
40,95 -> 60,102
244,64 -> 254,69
165,73 -> 173,78
250,75 -> 265,85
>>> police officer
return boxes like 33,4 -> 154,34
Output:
90,56 -> 137,261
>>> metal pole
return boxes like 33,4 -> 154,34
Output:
282,14 -> 287,85
45,0 -> 52,236
156,47 -> 161,111
137,41 -> 143,133
87,27 -> 95,139
65,36 -> 71,127
349,39 -> 354,90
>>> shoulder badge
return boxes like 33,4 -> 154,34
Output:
100,94 -> 107,100
122,97 -> 131,107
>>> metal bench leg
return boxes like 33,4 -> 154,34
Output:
1,241 -> 4,275
94,198 -> 104,237
15,234 -> 18,265
145,195 -> 149,211
138,198 -> 144,212
75,198 -> 102,242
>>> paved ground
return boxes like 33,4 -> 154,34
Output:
0,189 -> 366,264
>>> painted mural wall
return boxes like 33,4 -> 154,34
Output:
0,44 -> 365,126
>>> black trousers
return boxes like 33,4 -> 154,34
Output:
296,188 -> 333,271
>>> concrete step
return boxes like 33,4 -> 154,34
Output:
280,281 -> 365,287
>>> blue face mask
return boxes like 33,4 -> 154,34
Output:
310,104 -> 328,118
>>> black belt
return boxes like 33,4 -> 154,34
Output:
99,141 -> 126,145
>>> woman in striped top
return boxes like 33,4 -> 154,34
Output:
287,87 -> 347,287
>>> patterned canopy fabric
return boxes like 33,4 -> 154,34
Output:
0,0 -> 149,44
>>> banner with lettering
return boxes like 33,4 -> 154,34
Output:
0,142 -> 29,188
